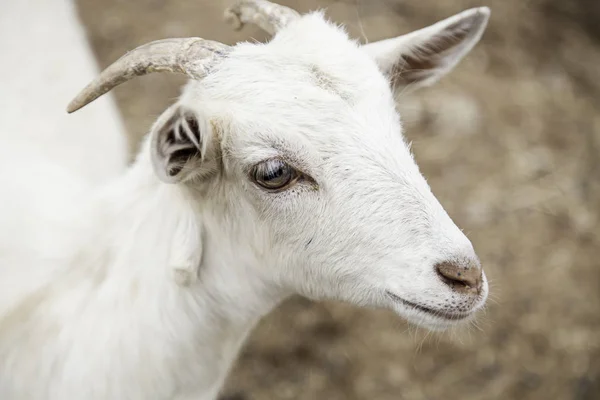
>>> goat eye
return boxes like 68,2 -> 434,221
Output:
251,159 -> 298,191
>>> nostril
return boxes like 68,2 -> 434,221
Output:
435,261 -> 482,293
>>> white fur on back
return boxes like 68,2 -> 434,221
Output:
0,0 -> 128,185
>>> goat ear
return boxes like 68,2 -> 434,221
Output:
362,7 -> 490,95
150,104 -> 209,183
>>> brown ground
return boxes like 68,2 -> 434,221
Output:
76,0 -> 600,399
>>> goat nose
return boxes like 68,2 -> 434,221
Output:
435,260 -> 482,294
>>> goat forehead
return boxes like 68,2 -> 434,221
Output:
183,12 -> 410,166
202,53 -> 397,138
195,77 -> 401,160
213,92 -> 405,158
201,13 -> 388,105
198,70 -> 405,168
208,55 -> 379,106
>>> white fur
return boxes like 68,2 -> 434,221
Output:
0,7 -> 490,400
0,0 -> 128,184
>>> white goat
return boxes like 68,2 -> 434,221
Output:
0,0 -> 128,185
0,1 -> 491,399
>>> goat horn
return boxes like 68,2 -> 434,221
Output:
224,0 -> 300,36
67,38 -> 229,113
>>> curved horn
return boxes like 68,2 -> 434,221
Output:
67,38 -> 229,113
224,0 -> 300,36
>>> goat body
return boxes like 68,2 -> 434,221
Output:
1,149 -> 256,399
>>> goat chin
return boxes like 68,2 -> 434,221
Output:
0,0 -> 490,399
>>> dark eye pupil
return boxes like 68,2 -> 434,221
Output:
264,163 -> 285,181
253,159 -> 296,190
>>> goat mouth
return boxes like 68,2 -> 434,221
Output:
385,291 -> 473,321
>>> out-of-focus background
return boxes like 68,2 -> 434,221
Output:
75,0 -> 599,399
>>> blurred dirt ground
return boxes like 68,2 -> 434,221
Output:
76,0 -> 600,399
